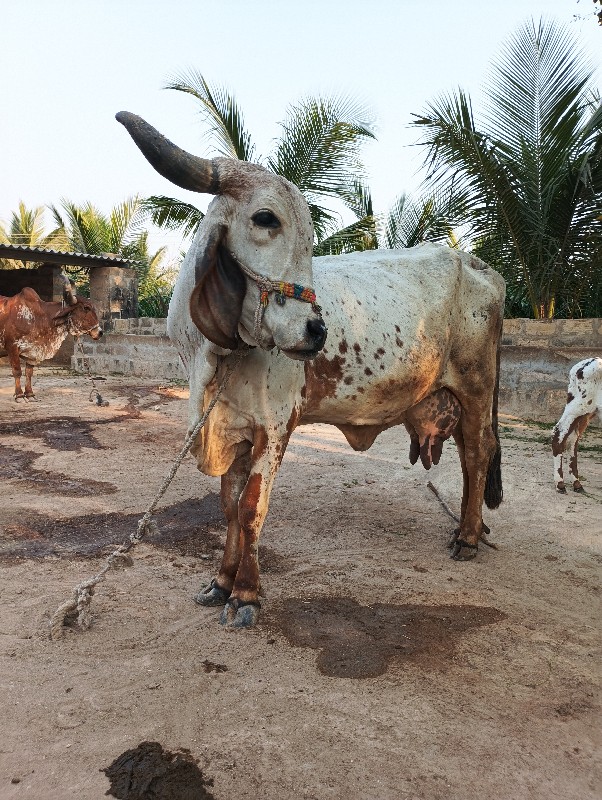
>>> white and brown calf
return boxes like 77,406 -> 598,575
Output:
552,357 -> 602,493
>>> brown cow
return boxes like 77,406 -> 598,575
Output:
0,276 -> 102,400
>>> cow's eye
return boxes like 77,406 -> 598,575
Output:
252,210 -> 280,229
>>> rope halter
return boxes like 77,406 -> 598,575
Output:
233,257 -> 322,344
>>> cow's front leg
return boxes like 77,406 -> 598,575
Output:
221,433 -> 285,629
554,447 -> 567,493
8,350 -> 25,401
194,442 -> 251,607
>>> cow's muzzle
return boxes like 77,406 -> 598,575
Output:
307,316 -> 327,349
282,317 -> 327,360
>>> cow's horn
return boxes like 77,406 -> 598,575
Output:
60,274 -> 77,306
116,111 -> 220,195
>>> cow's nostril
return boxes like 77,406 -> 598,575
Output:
307,318 -> 326,338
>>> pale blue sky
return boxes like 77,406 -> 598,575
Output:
1,0 -> 600,252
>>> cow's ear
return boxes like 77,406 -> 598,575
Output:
189,223 -> 246,349
52,305 -> 76,323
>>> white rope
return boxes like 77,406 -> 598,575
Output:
50,347 -> 249,640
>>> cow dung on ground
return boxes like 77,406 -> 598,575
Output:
0,369 -> 600,800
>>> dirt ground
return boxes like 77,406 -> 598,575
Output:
0,366 -> 600,800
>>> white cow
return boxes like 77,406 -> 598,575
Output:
117,112 -> 506,628
552,357 -> 602,493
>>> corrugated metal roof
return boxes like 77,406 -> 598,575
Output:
0,244 -> 137,268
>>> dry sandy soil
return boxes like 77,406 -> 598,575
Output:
0,366 -> 600,800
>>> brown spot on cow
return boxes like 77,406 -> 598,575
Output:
286,406 -> 301,440
566,392 -> 574,404
344,376 -> 353,385
339,339 -> 348,354
304,354 -> 345,408
396,337 -> 404,348
253,425 -> 269,461
353,343 -> 361,354
364,367 -> 373,376
239,472 -> 263,530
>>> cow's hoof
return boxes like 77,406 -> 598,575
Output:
14,394 -> 25,402
24,394 -> 36,402
573,484 -> 585,493
450,541 -> 478,561
220,599 -> 260,628
556,484 -> 567,494
447,527 -> 460,548
193,579 -> 231,607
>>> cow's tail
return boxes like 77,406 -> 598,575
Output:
484,320 -> 503,510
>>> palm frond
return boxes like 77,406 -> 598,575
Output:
165,68 -> 257,161
412,17 -> 602,318
267,95 -> 375,208
141,195 -> 204,238
383,192 -> 457,249
314,215 -> 378,257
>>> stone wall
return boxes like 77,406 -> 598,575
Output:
71,318 -> 185,380
499,319 -> 601,420
72,318 -> 602,421
502,318 -> 602,349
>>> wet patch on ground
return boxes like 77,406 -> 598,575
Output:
0,495 -> 224,563
103,741 -> 215,800
0,386 -> 181,449
270,597 -> 506,678
0,444 -> 117,496
0,416 -> 106,451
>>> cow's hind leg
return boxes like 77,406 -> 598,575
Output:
449,410 -> 497,561
568,415 -> 591,493
194,443 -> 251,607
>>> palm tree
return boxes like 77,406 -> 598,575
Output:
412,18 -> 602,318
0,202 -> 68,268
144,70 -> 377,254
51,198 -> 177,312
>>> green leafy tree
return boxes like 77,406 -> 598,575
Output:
144,70 -> 377,254
412,18 -> 602,318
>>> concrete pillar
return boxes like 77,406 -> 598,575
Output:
89,266 -> 138,327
